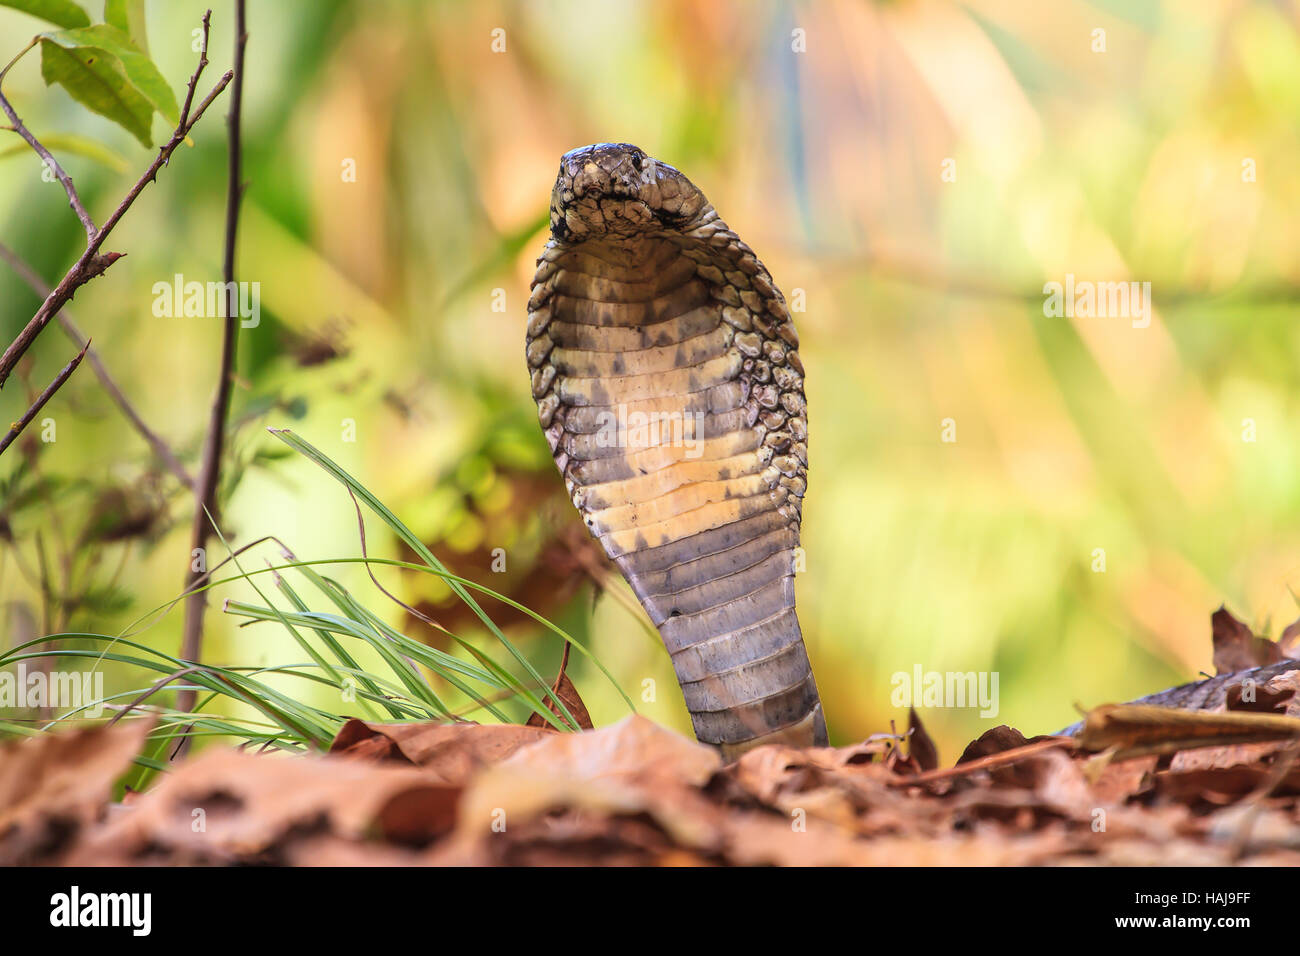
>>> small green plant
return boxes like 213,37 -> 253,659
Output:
0,429 -> 632,788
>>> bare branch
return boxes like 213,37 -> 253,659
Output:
0,241 -> 194,488
178,1 -> 247,715
0,21 -> 234,391
0,40 -> 97,240
177,10 -> 212,129
0,340 -> 89,455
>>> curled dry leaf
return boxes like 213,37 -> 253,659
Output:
501,714 -> 720,787
1152,765 -> 1300,809
0,717 -> 154,865
1226,681 -> 1294,714
721,811 -> 879,866
450,716 -> 726,860
957,725 -> 1029,764
1212,605 -> 1288,675
329,719 -> 552,784
1279,616 -> 1300,658
63,748 -> 459,865
907,708 -> 939,772
718,742 -> 890,807
525,641 -> 594,731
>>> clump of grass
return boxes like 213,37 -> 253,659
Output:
0,429 -> 632,786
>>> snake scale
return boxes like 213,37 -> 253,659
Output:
526,143 -> 827,756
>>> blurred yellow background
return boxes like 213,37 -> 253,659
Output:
2,0 -> 1299,758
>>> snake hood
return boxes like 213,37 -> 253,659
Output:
549,143 -> 710,241
529,144 -> 826,756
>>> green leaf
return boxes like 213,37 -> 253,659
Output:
0,131 -> 127,171
40,25 -> 178,126
38,39 -> 153,146
103,0 -> 147,55
0,0 -> 90,29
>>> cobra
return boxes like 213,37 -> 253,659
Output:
526,143 -> 827,756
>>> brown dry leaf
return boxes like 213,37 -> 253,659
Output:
1226,682 -> 1294,713
502,713 -> 720,786
282,833 -> 429,866
945,747 -> 1096,829
721,811 -> 878,866
867,829 -> 1077,866
1213,605 -> 1285,674
444,798 -> 699,866
907,708 -> 939,772
1088,756 -> 1158,804
445,716 -> 725,859
952,726 -> 1048,789
0,717 -> 154,865
525,641 -> 593,731
329,719 -> 552,783
1011,748 -> 1096,820
712,741 -> 907,836
1151,765 -> 1300,810
453,758 -> 724,861
748,827 -> 1076,866
373,784 -> 462,846
1207,802 -> 1300,854
721,743 -> 890,805
957,725 -> 1028,764
1168,738 -> 1294,773
64,748 -> 459,865
1279,615 -> 1300,657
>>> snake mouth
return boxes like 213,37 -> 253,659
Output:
550,143 -> 705,242
560,142 -> 646,194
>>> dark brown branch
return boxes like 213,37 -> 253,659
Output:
0,40 -> 97,241
0,241 -> 194,488
0,13 -> 232,392
178,1 -> 247,715
0,340 -> 89,455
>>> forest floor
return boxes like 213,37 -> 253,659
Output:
5,608 -> 1300,866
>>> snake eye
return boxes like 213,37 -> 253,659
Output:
630,153 -> 643,171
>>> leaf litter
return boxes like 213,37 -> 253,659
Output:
5,607 -> 1300,865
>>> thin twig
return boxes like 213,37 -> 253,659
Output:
0,340 -> 89,455
107,665 -> 214,725
177,10 -> 212,128
342,488 -> 444,694
178,1 -> 247,715
0,241 -> 194,487
0,15 -> 233,392
0,40 -> 97,241
347,487 -> 448,637
884,736 -> 1079,788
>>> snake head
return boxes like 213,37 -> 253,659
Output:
549,143 -> 709,242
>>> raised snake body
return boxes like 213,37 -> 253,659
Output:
526,144 -> 827,755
